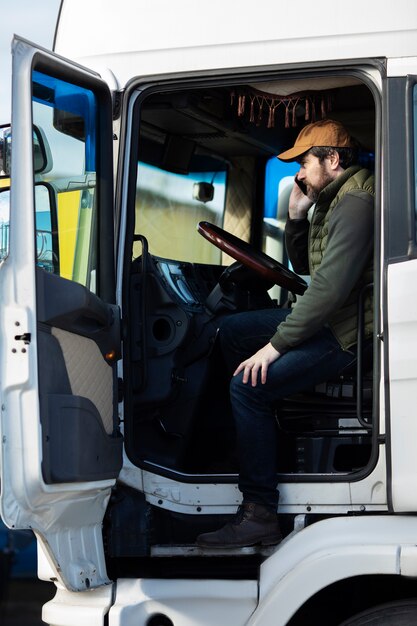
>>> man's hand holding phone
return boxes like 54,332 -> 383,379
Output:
295,176 -> 308,195
288,176 -> 314,220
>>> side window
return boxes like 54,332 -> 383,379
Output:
0,184 -> 56,268
31,71 -> 98,291
134,162 -> 227,264
262,157 -> 300,303
262,156 -> 298,264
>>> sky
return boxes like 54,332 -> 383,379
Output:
0,0 -> 61,123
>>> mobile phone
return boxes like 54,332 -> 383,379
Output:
295,176 -> 308,195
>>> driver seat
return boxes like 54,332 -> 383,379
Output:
276,283 -> 373,474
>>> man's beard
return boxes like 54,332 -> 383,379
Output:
306,170 -> 334,202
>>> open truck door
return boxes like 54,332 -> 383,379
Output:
0,38 -> 122,592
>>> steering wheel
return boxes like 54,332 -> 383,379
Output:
197,221 -> 307,296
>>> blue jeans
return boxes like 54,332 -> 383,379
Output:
219,308 -> 356,511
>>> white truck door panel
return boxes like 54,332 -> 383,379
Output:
385,74 -> 417,511
0,37 -> 121,591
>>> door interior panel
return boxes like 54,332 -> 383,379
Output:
36,268 -> 120,357
37,269 -> 122,484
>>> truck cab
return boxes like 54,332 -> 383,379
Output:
1,1 -> 417,624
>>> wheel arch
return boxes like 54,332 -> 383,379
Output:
249,516 -> 417,625
287,574 -> 417,625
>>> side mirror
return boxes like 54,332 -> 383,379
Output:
0,124 -> 53,178
0,183 -> 57,271
192,182 -> 215,203
0,186 -> 10,262
0,126 -> 11,178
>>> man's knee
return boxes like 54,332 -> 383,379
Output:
229,372 -> 257,405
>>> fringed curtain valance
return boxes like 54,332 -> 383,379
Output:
230,87 -> 334,129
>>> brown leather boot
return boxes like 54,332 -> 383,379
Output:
196,502 -> 282,548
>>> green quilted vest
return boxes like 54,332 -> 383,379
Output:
309,166 -> 375,349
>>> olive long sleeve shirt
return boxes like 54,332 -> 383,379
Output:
270,187 -> 374,354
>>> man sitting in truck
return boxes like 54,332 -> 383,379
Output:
197,119 -> 374,548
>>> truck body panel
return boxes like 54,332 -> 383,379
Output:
2,1 -> 417,624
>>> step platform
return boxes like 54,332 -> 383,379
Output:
151,544 -> 278,557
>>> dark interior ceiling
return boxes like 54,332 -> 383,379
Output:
139,78 -> 375,173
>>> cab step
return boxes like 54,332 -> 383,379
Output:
150,544 -> 278,557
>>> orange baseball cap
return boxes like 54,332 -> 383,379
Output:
277,119 -> 353,162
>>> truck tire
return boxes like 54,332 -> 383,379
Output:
339,599 -> 417,625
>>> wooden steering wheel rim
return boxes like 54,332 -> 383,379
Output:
197,221 -> 307,296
